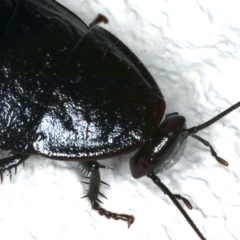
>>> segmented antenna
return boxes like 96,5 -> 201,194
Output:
147,173 -> 206,240
186,101 -> 240,135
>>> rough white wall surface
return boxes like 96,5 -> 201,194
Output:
1,0 -> 240,240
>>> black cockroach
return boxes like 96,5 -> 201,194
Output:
0,0 -> 239,239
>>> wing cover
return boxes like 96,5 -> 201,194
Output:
0,0 -> 88,150
32,27 -> 166,159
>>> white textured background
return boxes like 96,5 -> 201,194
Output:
1,0 -> 240,240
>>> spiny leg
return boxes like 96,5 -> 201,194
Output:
0,153 -> 30,183
79,161 -> 134,227
89,14 -> 108,28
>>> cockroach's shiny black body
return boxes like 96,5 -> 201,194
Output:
1,0 -> 240,239
0,0 -> 165,160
